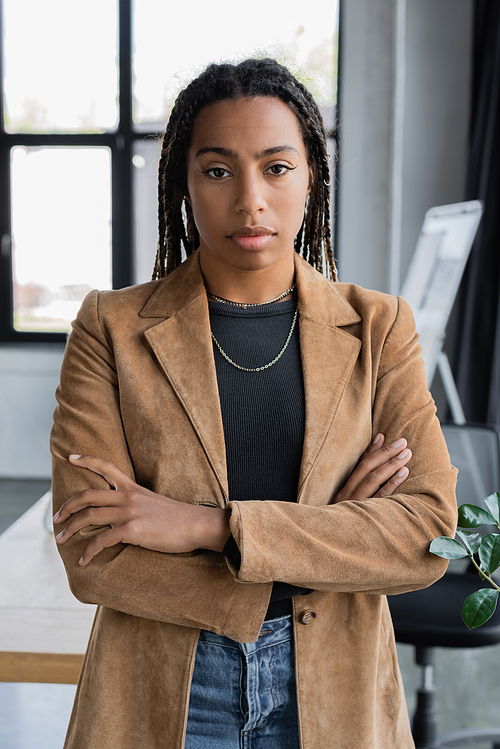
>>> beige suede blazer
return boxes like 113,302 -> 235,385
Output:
51,250 -> 457,749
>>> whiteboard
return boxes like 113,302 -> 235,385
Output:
401,200 -> 483,384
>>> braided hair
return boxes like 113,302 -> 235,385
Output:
152,58 -> 337,281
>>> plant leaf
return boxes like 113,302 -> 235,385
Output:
462,588 -> 499,629
484,492 -> 500,525
456,530 -> 482,554
458,504 -> 496,529
478,533 -> 500,575
429,536 -> 468,559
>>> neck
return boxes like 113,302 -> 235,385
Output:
200,249 -> 295,305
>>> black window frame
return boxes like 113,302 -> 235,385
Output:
0,0 -> 151,343
0,0 -> 341,343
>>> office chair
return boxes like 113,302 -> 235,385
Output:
389,422 -> 500,749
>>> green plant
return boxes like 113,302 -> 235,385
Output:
430,492 -> 500,630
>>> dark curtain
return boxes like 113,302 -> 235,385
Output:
451,0 -> 500,425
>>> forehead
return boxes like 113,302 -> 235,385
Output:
189,96 -> 306,155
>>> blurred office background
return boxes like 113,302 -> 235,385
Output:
1,0 -> 499,747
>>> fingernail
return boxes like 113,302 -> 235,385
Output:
52,511 -> 60,522
372,433 -> 383,445
69,454 -> 81,460
79,557 -> 84,565
56,530 -> 64,540
397,449 -> 410,460
397,467 -> 409,477
391,438 -> 405,448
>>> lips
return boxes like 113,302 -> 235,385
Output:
229,226 -> 275,251
231,226 -> 273,237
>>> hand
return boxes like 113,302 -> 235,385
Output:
53,455 -> 230,565
333,434 -> 411,503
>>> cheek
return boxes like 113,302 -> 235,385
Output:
194,198 -> 225,240
280,185 -> 309,232
187,185 -> 220,235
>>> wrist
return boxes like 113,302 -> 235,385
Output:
195,506 -> 231,552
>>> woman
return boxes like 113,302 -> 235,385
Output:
51,58 -> 457,748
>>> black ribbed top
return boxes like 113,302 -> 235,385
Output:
210,297 -> 304,502
209,297 -> 313,613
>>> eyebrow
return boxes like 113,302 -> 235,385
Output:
194,145 -> 300,160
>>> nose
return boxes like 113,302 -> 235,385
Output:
233,170 -> 266,215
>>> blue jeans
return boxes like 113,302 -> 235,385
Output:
184,614 -> 300,749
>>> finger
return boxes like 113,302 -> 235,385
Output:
355,434 -> 386,464
337,438 -> 408,499
356,438 -> 408,476
53,455 -> 135,524
373,466 -> 409,498
55,506 -> 120,544
335,446 -> 412,503
54,488 -> 122,524
78,526 -> 128,566
372,437 -> 407,461
356,449 -> 412,498
364,433 -> 386,456
68,454 -> 134,491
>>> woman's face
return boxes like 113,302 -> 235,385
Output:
186,96 -> 311,276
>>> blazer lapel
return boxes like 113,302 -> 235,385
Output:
141,254 -> 229,503
138,251 -> 363,507
294,256 -> 362,501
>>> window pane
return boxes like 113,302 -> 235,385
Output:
3,0 -> 118,133
11,147 -> 112,332
133,138 -> 162,284
133,0 -> 339,129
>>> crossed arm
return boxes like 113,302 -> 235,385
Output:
54,433 -> 412,566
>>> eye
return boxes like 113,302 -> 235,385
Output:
201,166 -> 231,179
265,163 -> 296,176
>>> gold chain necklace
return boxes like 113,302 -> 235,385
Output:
206,284 -> 296,309
210,306 -> 298,372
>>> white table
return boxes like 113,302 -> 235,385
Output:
0,492 -> 95,683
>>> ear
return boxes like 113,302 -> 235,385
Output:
184,192 -> 192,208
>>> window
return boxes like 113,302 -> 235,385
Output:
0,0 -> 339,342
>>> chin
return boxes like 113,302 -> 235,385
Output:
200,239 -> 295,276
224,246 -> 292,272
228,254 -> 279,272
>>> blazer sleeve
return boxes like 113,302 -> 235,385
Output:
51,291 -> 271,642
226,296 -> 458,594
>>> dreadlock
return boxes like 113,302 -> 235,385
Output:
152,58 -> 338,282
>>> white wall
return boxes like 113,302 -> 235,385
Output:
0,345 -> 64,478
337,0 -> 396,292
399,0 -> 473,284
337,0 -> 473,293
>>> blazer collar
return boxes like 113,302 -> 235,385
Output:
293,252 -> 361,328
139,251 -> 207,319
141,251 -> 362,505
139,250 -> 361,327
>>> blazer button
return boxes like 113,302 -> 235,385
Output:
298,609 -> 317,625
